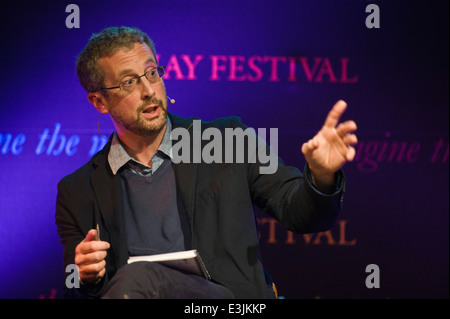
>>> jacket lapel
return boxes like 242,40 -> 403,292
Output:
89,113 -> 198,265
169,113 -> 199,237
91,145 -> 129,267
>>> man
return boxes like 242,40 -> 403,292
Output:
55,26 -> 358,299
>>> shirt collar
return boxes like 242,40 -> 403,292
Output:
158,117 -> 172,158
108,117 -> 172,175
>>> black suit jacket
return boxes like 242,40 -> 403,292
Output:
55,113 -> 345,298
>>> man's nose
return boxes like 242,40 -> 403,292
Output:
140,77 -> 156,99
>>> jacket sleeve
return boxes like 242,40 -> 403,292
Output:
55,176 -> 108,298
227,116 -> 346,233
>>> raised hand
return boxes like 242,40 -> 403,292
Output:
301,100 -> 358,190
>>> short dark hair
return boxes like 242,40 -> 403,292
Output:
76,26 -> 157,92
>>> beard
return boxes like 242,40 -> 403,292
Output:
110,97 -> 168,137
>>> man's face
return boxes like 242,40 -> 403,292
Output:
97,42 -> 168,137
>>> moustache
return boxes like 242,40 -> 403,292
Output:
137,98 -> 166,113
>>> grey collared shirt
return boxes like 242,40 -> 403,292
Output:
107,118 -> 186,256
108,118 -> 173,176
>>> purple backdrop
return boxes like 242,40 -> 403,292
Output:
0,0 -> 448,299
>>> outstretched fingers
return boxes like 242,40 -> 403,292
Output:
301,136 -> 319,156
346,145 -> 356,162
323,100 -> 347,129
336,120 -> 358,138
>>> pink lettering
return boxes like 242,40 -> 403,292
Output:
299,57 -> 322,82
180,54 -> 204,80
287,57 -> 298,82
314,58 -> 338,83
340,57 -> 358,83
159,54 -> 358,84
353,132 -> 423,173
264,56 -> 287,82
164,55 -> 184,80
227,55 -> 246,81
209,55 -> 227,81
247,56 -> 264,81
431,137 -> 449,163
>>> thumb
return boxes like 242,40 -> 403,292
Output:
83,229 -> 98,242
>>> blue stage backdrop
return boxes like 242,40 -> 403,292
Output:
0,0 -> 448,299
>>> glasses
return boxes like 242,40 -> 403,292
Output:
91,65 -> 165,93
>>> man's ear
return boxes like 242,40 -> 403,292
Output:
87,92 -> 109,114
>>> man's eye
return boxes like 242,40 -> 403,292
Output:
122,78 -> 136,86
148,69 -> 157,77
